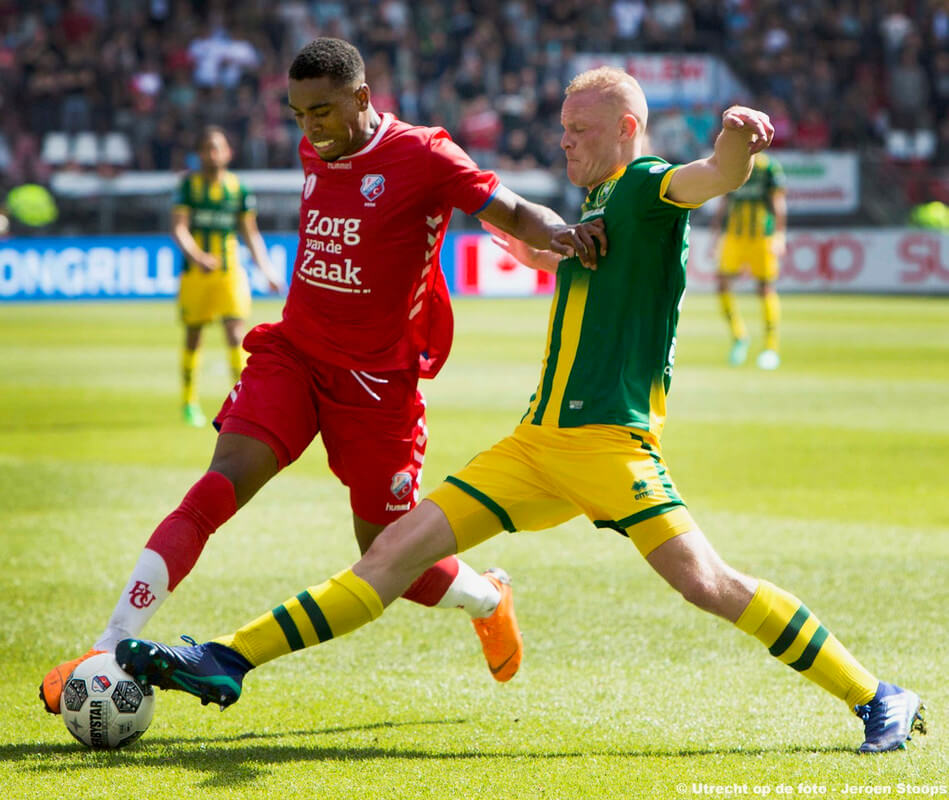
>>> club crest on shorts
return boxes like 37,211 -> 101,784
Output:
390,471 -> 413,500
361,174 -> 385,202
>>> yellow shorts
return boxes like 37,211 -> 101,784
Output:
719,235 -> 779,282
178,266 -> 251,327
427,423 -> 696,558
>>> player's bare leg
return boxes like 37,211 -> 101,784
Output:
182,324 -> 206,426
40,433 -> 278,713
353,510 -> 523,681
116,500 -> 521,707
222,317 -> 246,383
116,501 -> 461,707
756,278 -> 780,370
717,273 -> 748,366
645,528 -> 754,622
645,526 -> 923,751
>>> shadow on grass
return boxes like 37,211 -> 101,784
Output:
4,718 -> 857,790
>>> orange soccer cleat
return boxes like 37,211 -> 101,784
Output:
471,568 -> 523,682
40,648 -> 105,714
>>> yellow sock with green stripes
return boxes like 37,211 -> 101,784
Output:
735,580 -> 878,708
181,347 -> 200,406
762,290 -> 780,352
214,569 -> 384,666
719,290 -> 747,341
228,345 -> 246,383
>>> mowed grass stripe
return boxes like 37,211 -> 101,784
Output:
1,294 -> 946,797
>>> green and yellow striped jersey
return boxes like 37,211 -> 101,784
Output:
174,171 -> 255,271
722,153 -> 785,238
523,156 -> 699,438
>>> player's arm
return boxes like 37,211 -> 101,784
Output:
239,212 -> 284,293
480,219 -> 605,273
665,106 -> 774,207
171,208 -> 219,272
476,185 -> 607,269
771,188 -> 788,256
706,194 -> 728,257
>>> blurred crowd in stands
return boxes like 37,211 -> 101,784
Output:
1,0 -> 948,202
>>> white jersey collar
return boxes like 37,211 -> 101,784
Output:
339,112 -> 393,161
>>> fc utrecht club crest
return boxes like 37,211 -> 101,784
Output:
390,471 -> 413,500
361,174 -> 385,202
303,173 -> 317,199
91,674 -> 112,692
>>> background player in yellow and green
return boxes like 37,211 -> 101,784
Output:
172,126 -> 283,426
117,68 -> 924,754
711,151 -> 787,370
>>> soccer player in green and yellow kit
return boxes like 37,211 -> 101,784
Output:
118,69 -> 924,754
172,126 -> 283,426
711,151 -> 787,369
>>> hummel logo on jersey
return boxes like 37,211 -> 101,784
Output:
632,479 -> 653,500
361,174 -> 385,202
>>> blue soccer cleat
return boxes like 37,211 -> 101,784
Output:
115,636 -> 252,710
728,337 -> 749,366
854,681 -> 926,753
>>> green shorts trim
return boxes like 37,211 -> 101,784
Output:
443,475 -> 516,533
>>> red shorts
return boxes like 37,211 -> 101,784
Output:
214,323 -> 427,525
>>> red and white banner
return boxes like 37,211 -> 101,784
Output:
570,54 -> 743,109
454,233 -> 555,296
774,150 -> 860,214
687,228 -> 949,293
454,230 -> 949,296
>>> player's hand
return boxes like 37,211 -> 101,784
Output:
549,218 -> 607,269
770,231 -> 787,257
195,252 -> 220,272
266,276 -> 284,293
481,221 -> 542,266
722,106 -> 774,154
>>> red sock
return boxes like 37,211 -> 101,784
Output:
402,555 -> 460,606
144,471 -> 237,590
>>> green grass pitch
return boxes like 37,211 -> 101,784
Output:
1,293 -> 947,799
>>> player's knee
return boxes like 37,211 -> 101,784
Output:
677,572 -> 723,613
362,507 -> 452,576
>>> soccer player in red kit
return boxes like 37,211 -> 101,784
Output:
40,38 -> 604,714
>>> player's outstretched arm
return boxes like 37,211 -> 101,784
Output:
476,185 -> 606,269
171,208 -> 219,272
666,106 -> 775,208
239,213 -> 284,293
481,218 -> 606,273
480,220 -> 561,273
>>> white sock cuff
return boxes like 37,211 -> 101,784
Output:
435,560 -> 501,618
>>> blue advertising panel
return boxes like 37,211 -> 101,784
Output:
0,233 -> 463,301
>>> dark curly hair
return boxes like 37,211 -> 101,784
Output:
289,38 -> 365,86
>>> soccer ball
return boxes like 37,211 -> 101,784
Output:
61,653 -> 155,749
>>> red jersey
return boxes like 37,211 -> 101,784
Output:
278,113 -> 500,375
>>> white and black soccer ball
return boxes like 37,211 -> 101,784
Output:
61,653 -> 155,749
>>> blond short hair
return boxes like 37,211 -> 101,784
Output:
565,66 -> 648,131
